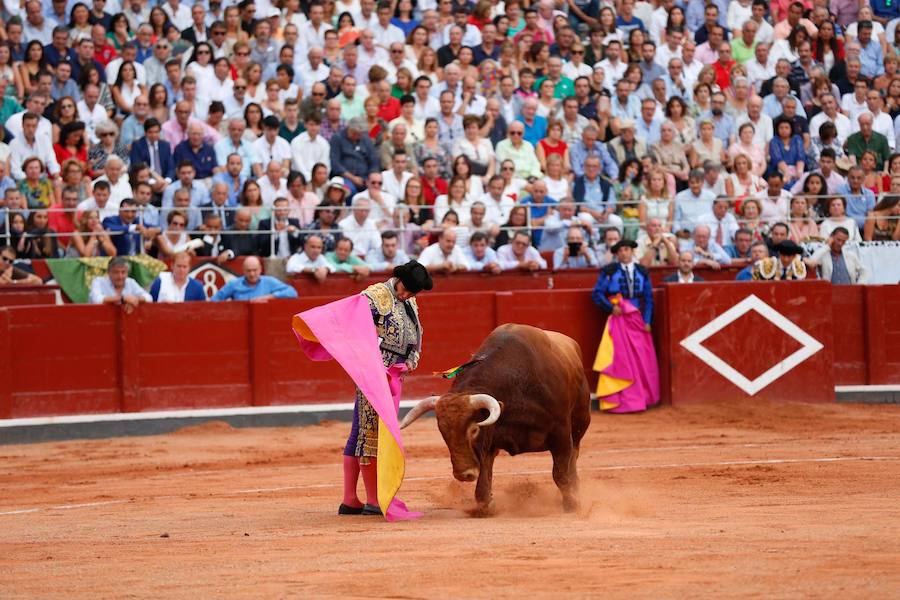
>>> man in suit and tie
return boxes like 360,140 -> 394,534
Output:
130,118 -> 175,183
257,197 -> 303,258
200,182 -> 236,229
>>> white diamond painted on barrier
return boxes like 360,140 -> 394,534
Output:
679,294 -> 824,396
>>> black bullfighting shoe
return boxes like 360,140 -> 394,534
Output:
338,503 -> 364,515
361,504 -> 383,516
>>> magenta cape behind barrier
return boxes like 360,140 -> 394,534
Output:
292,294 -> 421,522
593,298 -> 661,413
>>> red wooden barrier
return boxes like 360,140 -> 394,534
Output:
4,305 -> 121,418
865,286 -> 900,384
0,281 -> 897,420
832,285 -> 867,385
288,265 -> 750,297
0,285 -> 59,307
666,281 -> 835,404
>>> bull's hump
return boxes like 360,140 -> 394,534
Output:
491,324 -> 579,359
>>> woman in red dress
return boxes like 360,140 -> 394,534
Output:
53,121 -> 92,178
535,120 -> 570,176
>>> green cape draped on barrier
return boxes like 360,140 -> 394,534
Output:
45,256 -> 167,303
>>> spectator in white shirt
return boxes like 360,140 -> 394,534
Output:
252,115 -> 292,174
286,234 -> 333,282
258,161 -> 289,206
357,29 -> 389,81
7,94 -> 53,141
698,197 -> 740,248
412,76 -> 441,121
372,1 -> 406,48
746,43 -> 776,92
78,84 -> 109,144
299,2 -> 332,51
290,114 -> 331,180
441,5 -> 482,47
298,46 -> 331,97
808,93 -> 852,145
418,228 -> 470,272
479,175 -> 516,226
89,256 -> 153,307
339,196 -> 383,257
223,78 -> 250,119
381,151 -> 413,200
23,0 -> 55,45
105,44 -> 147,86
597,40 -> 628,85
497,230 -> 548,271
385,42 -> 419,84
205,57 -> 235,103
77,180 -> 119,220
162,0 -> 192,31
351,172 -> 397,228
94,156 -> 132,207
9,112 -> 60,180
689,224 -> 733,267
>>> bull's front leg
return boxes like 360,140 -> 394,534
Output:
473,450 -> 498,515
550,436 -> 579,512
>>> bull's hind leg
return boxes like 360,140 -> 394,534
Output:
550,434 -> 579,512
569,392 -> 591,493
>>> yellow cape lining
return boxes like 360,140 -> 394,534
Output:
592,320 -> 634,411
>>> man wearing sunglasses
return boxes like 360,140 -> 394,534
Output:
0,246 -> 42,286
494,123 -> 542,180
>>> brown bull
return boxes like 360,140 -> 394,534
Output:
401,324 -> 591,512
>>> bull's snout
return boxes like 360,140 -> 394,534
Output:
454,468 -> 479,482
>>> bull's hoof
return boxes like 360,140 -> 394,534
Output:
562,497 -> 580,513
467,501 -> 495,518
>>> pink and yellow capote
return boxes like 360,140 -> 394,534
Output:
292,295 -> 421,521
593,296 -> 661,413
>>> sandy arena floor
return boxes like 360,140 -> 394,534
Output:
1,400 -> 900,599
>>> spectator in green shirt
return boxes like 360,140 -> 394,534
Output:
730,20 -> 759,64
846,112 -> 891,171
536,57 -> 575,99
326,238 -> 372,280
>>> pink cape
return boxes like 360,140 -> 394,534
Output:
292,294 -> 421,522
594,299 -> 660,413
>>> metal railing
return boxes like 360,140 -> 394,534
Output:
2,193 -> 899,258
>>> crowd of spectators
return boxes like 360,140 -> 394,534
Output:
1,0 -> 899,294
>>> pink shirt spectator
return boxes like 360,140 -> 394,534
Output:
694,42 -> 720,65
773,18 -> 818,41
770,0 -> 812,23
161,117 -> 222,148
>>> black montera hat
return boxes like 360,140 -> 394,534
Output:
393,260 -> 434,294
610,239 -> 639,253
776,240 -> 803,255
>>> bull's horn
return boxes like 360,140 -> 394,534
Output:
400,396 -> 439,429
470,394 -> 501,427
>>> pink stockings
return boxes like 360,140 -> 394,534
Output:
342,455 -> 378,507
